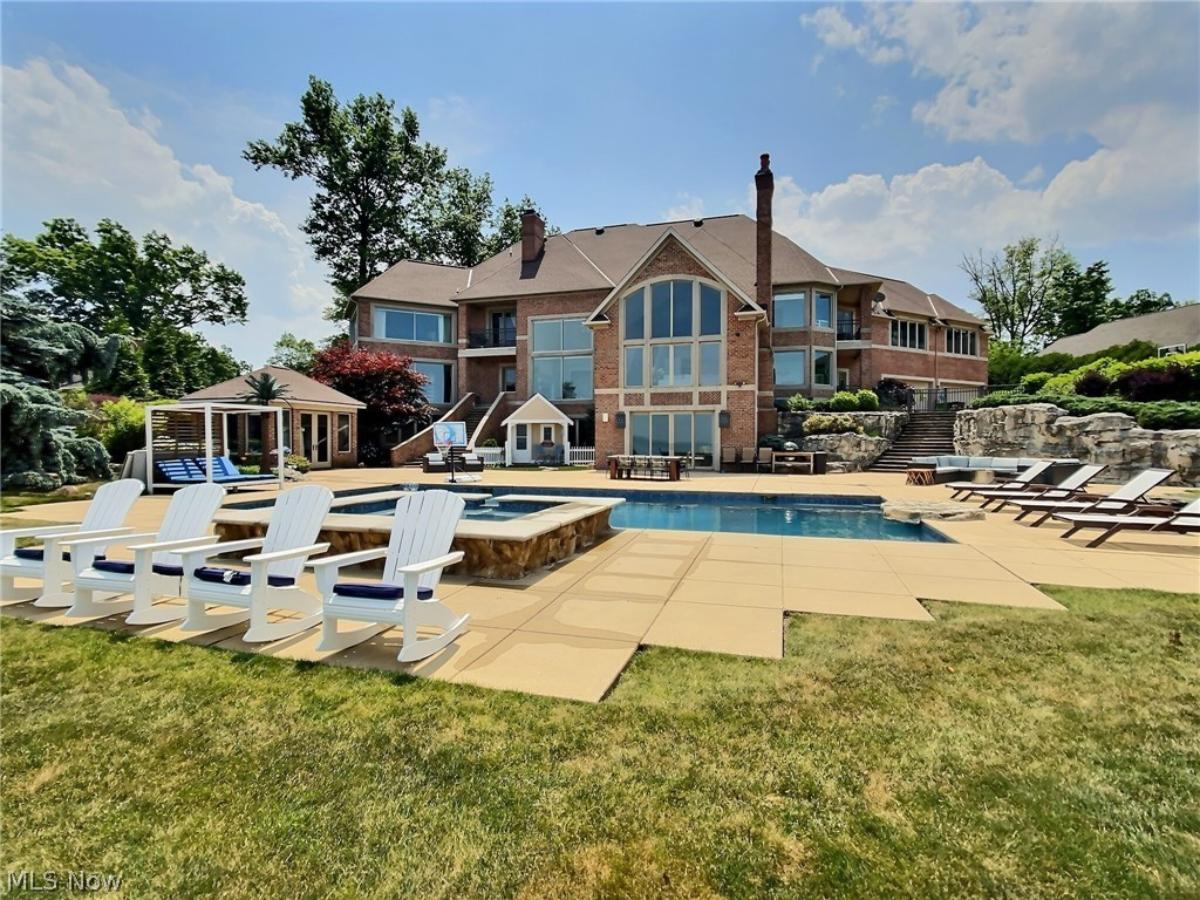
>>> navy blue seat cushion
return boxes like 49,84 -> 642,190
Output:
193,566 -> 295,588
13,548 -> 105,563
92,560 -> 184,577
333,582 -> 433,601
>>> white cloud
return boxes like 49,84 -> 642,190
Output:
805,2 -> 1199,143
1,58 -> 332,364
663,193 -> 705,222
1018,164 -> 1044,186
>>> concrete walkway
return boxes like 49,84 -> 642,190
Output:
4,468 -> 1196,702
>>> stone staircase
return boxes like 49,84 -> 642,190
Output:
869,411 -> 958,472
464,401 -> 488,441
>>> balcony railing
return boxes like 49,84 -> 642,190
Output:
467,326 -> 517,349
836,316 -> 862,341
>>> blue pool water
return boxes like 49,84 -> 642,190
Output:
336,498 -> 558,522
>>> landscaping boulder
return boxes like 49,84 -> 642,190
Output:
882,500 -> 986,523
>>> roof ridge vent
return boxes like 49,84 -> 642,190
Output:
595,227 -> 605,235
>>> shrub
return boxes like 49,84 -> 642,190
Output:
1019,371 -> 1054,394
480,438 -> 499,448
802,414 -> 864,436
1073,369 -> 1113,397
829,391 -> 860,412
1135,401 -> 1200,430
854,389 -> 880,411
786,394 -> 812,412
1113,363 -> 1196,402
283,453 -> 311,473
92,397 -> 147,464
875,378 -> 910,408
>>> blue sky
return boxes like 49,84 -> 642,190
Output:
4,2 -> 1197,364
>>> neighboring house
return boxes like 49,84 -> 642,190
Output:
350,155 -> 988,470
1039,305 -> 1200,358
180,365 -> 365,469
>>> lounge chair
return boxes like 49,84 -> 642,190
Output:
178,484 -> 332,642
311,490 -> 468,661
1055,497 -> 1200,548
64,483 -> 227,621
1011,468 -> 1175,527
0,479 -> 144,607
982,464 -> 1107,511
945,459 -> 1055,500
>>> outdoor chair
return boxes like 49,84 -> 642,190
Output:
1011,468 -> 1175,527
720,447 -> 737,472
64,483 -> 226,621
311,490 -> 468,661
0,479 -> 144,607
178,485 -> 332,642
739,447 -> 756,472
756,448 -> 775,473
946,459 -> 1054,501
1054,497 -> 1200,548
981,464 -> 1106,511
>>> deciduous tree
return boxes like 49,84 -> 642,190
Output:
268,332 -> 319,374
961,237 -> 1072,350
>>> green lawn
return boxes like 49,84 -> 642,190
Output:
3,587 -> 1198,898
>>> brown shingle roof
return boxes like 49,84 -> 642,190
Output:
1039,304 -> 1200,356
352,260 -> 468,308
829,267 -> 984,325
181,366 -> 365,409
353,214 -> 980,325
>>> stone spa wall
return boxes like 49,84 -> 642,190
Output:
955,403 -> 1200,486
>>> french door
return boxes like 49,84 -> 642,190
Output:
299,412 -> 331,468
628,411 -> 715,468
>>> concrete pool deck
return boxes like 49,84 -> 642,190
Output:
3,468 -> 1196,702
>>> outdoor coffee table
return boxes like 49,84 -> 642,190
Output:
905,467 -> 935,486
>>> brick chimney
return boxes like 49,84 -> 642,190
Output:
521,209 -> 545,263
755,153 -> 774,318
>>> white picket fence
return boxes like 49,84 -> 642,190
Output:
567,446 -> 596,465
474,446 -> 505,467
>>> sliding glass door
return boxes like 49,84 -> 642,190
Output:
628,411 -> 715,468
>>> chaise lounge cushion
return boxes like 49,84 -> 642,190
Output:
333,582 -> 434,601
193,566 -> 296,588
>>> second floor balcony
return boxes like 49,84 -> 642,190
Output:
467,326 -> 517,349
836,315 -> 862,341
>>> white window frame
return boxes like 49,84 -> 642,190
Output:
529,315 -> 593,401
773,289 -> 809,329
372,305 -> 454,345
944,326 -> 978,357
890,318 -> 928,351
774,348 -> 807,387
813,290 -> 835,331
812,349 -> 834,387
621,277 -> 725,390
837,368 -> 851,390
336,413 -> 351,453
1159,343 -> 1188,357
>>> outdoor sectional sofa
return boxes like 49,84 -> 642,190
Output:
908,455 -> 1080,485
155,455 -> 277,487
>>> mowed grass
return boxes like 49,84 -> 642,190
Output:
3,587 -> 1199,898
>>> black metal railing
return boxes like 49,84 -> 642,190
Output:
467,326 -> 517,349
906,385 -> 990,412
836,316 -> 862,341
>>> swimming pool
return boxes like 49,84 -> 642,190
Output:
371,485 -> 948,542
336,497 -> 559,523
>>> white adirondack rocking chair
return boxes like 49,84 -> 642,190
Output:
311,490 -> 468,662
64,483 -> 227,621
0,479 -> 144,607
178,485 -> 332,642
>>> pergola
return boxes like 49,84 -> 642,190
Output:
144,402 -> 285,494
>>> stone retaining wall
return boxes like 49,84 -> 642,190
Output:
955,403 -> 1200,485
777,410 -> 907,472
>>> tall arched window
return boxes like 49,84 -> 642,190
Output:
621,278 -> 724,388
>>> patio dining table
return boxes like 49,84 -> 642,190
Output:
608,455 -> 685,482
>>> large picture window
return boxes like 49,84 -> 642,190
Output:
774,349 -> 807,386
813,350 -> 833,387
891,319 -> 927,350
774,290 -> 808,328
814,291 -> 834,329
374,308 -> 452,343
945,327 -> 978,356
413,362 -> 453,403
622,279 -> 723,388
531,316 -> 593,400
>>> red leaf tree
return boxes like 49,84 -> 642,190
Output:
310,340 -> 434,461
